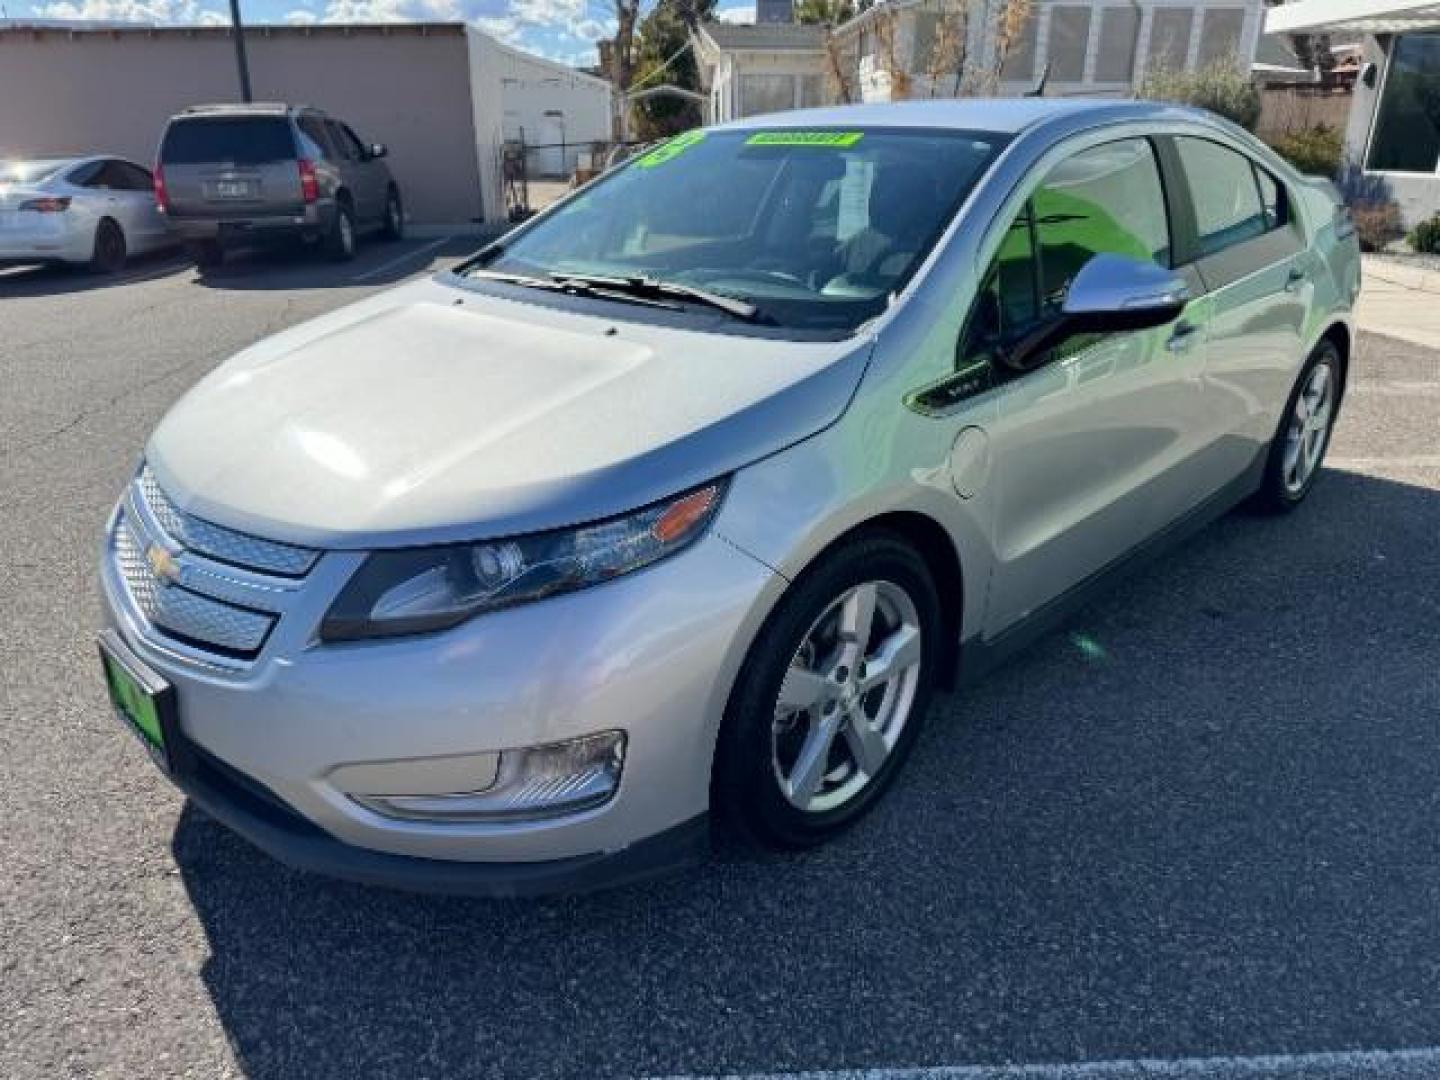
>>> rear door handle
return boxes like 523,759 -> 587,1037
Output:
1166,319 -> 1199,352
1284,267 -> 1306,292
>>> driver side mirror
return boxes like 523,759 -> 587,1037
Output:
1004,253 -> 1189,373
368,143 -> 388,160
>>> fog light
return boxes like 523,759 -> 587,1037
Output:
351,731 -> 625,824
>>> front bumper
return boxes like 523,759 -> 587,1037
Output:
99,513 -> 780,894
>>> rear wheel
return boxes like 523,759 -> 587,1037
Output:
88,219 -> 126,274
1254,338 -> 1342,512
713,532 -> 941,849
381,188 -> 404,241
324,203 -> 356,262
190,239 -> 224,268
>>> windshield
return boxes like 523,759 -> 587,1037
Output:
475,127 -> 1006,333
0,160 -> 72,185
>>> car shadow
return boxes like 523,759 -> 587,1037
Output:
0,247 -> 188,297
188,234 -> 493,292
172,468 -> 1440,1080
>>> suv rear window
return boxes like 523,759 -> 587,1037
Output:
161,118 -> 296,165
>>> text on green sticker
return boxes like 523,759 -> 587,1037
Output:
745,132 -> 864,148
636,130 -> 706,168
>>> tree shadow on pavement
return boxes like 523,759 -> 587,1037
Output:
187,235 -> 490,292
172,469 -> 1440,1080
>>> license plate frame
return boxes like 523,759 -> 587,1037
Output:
98,630 -> 178,774
211,180 -> 255,199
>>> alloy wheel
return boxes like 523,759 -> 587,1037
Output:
771,580 -> 923,814
1282,358 -> 1335,494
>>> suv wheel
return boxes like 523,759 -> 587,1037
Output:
382,188 -> 404,241
88,219 -> 126,274
325,204 -> 356,262
713,532 -> 941,849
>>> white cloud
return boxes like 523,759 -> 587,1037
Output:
716,3 -> 755,23
574,16 -> 610,41
284,8 -> 318,21
316,0 -> 459,23
35,0 -> 225,23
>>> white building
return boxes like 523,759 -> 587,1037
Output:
1267,0 -> 1440,227
695,0 -> 1267,123
0,22 -> 612,227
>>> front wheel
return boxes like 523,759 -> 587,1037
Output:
381,188 -> 404,241
1254,339 -> 1342,512
713,532 -> 941,849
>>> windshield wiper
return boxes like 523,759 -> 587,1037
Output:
463,268 -> 682,311
550,273 -> 762,322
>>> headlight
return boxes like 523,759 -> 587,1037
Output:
321,481 -> 726,641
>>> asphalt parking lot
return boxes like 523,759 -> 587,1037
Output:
2,246 -> 1439,1080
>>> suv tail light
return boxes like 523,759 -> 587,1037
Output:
153,163 -> 168,213
298,158 -> 319,204
19,196 -> 71,212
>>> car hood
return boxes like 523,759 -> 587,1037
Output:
146,277 -> 871,549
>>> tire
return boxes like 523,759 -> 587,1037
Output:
713,531 -> 942,850
88,219 -> 126,274
1253,338 -> 1343,513
190,240 -> 224,268
324,203 -> 356,262
381,187 -> 404,241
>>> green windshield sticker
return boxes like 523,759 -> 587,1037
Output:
745,132 -> 864,148
635,130 -> 706,168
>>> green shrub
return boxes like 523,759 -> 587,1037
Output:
1409,214 -> 1440,253
1138,60 -> 1262,131
1268,124 -> 1344,177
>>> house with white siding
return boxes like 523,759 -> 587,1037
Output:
695,0 -> 1267,122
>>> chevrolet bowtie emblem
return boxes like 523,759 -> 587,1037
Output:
146,543 -> 181,586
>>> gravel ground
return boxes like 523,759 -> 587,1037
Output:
1,250 -> 1438,1080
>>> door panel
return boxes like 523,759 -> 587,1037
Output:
970,137 -> 1211,636
1169,137 -> 1308,482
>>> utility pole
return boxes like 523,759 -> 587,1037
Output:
229,0 -> 253,103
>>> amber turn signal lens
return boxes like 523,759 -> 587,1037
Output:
651,485 -> 721,544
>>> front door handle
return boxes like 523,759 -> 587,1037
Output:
1166,319 -> 1199,352
1284,266 -> 1307,292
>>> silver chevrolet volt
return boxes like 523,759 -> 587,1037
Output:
98,100 -> 1359,896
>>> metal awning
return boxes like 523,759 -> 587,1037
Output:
1266,0 -> 1440,34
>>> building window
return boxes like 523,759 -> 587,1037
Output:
1146,7 -> 1193,73
999,9 -> 1038,81
1196,8 -> 1244,67
1049,6 -> 1091,82
739,73 -> 797,117
1368,33 -> 1440,173
1094,7 -> 1139,82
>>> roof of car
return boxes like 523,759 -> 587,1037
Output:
714,98 -> 1194,137
177,103 -> 310,117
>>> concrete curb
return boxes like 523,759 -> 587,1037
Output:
1362,255 -> 1440,293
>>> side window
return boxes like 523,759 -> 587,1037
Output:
1253,163 -> 1286,230
340,124 -> 370,160
1173,137 -> 1268,257
961,138 -> 1170,373
68,161 -> 106,188
325,120 -> 356,161
113,161 -> 153,191
297,116 -> 333,157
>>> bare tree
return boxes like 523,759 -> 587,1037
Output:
610,0 -> 642,139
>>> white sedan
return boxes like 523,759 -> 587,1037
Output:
0,156 -> 172,273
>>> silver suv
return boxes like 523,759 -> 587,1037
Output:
155,103 -> 404,266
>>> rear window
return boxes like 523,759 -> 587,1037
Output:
161,118 -> 296,165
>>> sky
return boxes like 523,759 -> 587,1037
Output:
5,0 -> 757,68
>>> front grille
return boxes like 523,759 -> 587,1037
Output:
138,468 -> 317,577
108,469 -> 320,662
